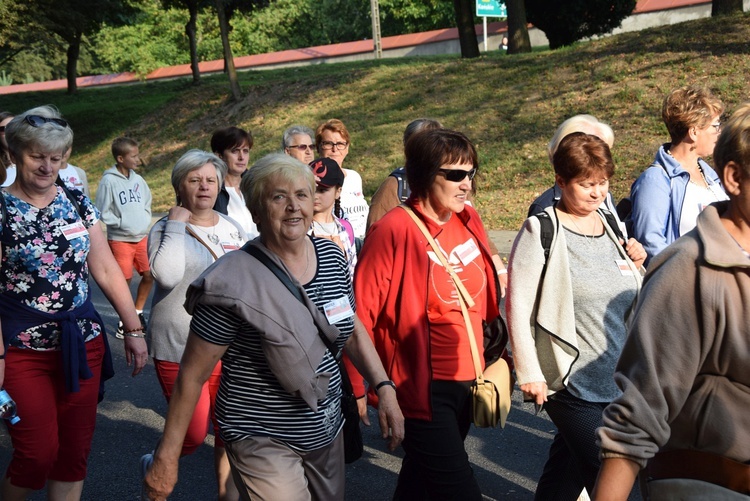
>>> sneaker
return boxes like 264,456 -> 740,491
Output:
140,452 -> 154,500
115,321 -> 124,339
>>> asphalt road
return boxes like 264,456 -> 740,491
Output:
0,230 -> 642,500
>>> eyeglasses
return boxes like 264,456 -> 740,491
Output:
438,168 -> 476,182
710,122 -> 722,132
25,115 -> 69,128
319,141 -> 349,151
287,144 -> 314,151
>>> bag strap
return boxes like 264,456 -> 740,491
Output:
244,243 -> 357,396
185,224 -> 220,261
399,205 -> 484,381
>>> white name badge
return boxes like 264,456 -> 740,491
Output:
615,259 -> 633,276
323,296 -> 355,325
221,242 -> 240,253
455,239 -> 481,266
60,221 -> 87,241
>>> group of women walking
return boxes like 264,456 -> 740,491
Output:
1,82 -> 748,501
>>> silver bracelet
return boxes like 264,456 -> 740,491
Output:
123,331 -> 146,338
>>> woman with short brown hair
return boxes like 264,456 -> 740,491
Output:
628,85 -> 727,264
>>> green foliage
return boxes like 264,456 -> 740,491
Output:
0,70 -> 11,86
379,0 -> 454,35
88,0 -> 457,75
525,0 -> 636,49
95,4 -> 193,76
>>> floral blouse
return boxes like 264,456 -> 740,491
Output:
1,187 -> 101,350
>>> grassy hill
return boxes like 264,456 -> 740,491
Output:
2,12 -> 749,230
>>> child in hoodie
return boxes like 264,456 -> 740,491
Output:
95,137 -> 154,338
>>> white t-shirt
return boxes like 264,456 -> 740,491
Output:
59,164 -> 89,196
188,215 -> 247,257
226,186 -> 259,239
339,168 -> 369,239
1,165 -> 16,187
679,181 -> 728,236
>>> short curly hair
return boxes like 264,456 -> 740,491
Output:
662,85 -> 724,143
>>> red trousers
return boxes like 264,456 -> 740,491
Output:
153,358 -> 223,455
3,334 -> 105,490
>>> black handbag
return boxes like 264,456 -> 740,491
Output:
243,244 -> 363,463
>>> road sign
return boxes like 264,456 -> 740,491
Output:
476,0 -> 507,18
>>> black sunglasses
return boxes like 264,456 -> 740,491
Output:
438,168 -> 476,182
24,115 -> 69,128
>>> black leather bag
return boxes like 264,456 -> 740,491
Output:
243,245 -> 363,463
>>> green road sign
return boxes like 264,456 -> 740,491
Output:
476,0 -> 507,17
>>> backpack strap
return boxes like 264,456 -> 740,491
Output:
389,167 -> 411,203
534,211 -> 554,263
55,176 -> 84,220
598,207 -> 627,251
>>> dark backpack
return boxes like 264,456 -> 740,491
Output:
534,208 -> 624,263
390,167 -> 411,203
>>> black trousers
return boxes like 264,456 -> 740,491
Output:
392,380 -> 482,501
534,388 -> 608,501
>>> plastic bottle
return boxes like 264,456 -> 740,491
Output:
0,389 -> 20,425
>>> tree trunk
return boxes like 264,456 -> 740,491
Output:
505,0 -> 531,53
65,30 -> 81,94
453,0 -> 479,58
215,0 -> 241,100
186,1 -> 200,85
712,0 -> 743,16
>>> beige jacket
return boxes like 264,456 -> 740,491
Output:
599,202 -> 750,467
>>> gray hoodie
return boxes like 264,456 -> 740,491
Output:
95,166 -> 152,241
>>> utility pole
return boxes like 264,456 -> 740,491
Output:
370,0 -> 382,59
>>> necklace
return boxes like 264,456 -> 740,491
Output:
190,216 -> 219,244
564,212 -> 600,244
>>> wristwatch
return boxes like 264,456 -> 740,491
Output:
374,380 -> 396,392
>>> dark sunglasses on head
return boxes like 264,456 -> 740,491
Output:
287,144 -> 314,151
25,115 -> 69,128
438,167 -> 476,182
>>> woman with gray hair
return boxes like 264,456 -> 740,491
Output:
0,107 -> 147,500
144,149 -> 246,500
282,124 -> 316,164
144,153 -> 403,501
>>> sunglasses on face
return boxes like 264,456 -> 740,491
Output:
438,167 -> 476,182
287,144 -> 314,151
24,115 -> 69,128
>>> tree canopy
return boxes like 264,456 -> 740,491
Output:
0,0 -> 458,85
525,0 -> 636,49
1,0 -> 138,92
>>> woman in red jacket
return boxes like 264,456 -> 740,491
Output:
354,129 -> 501,500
